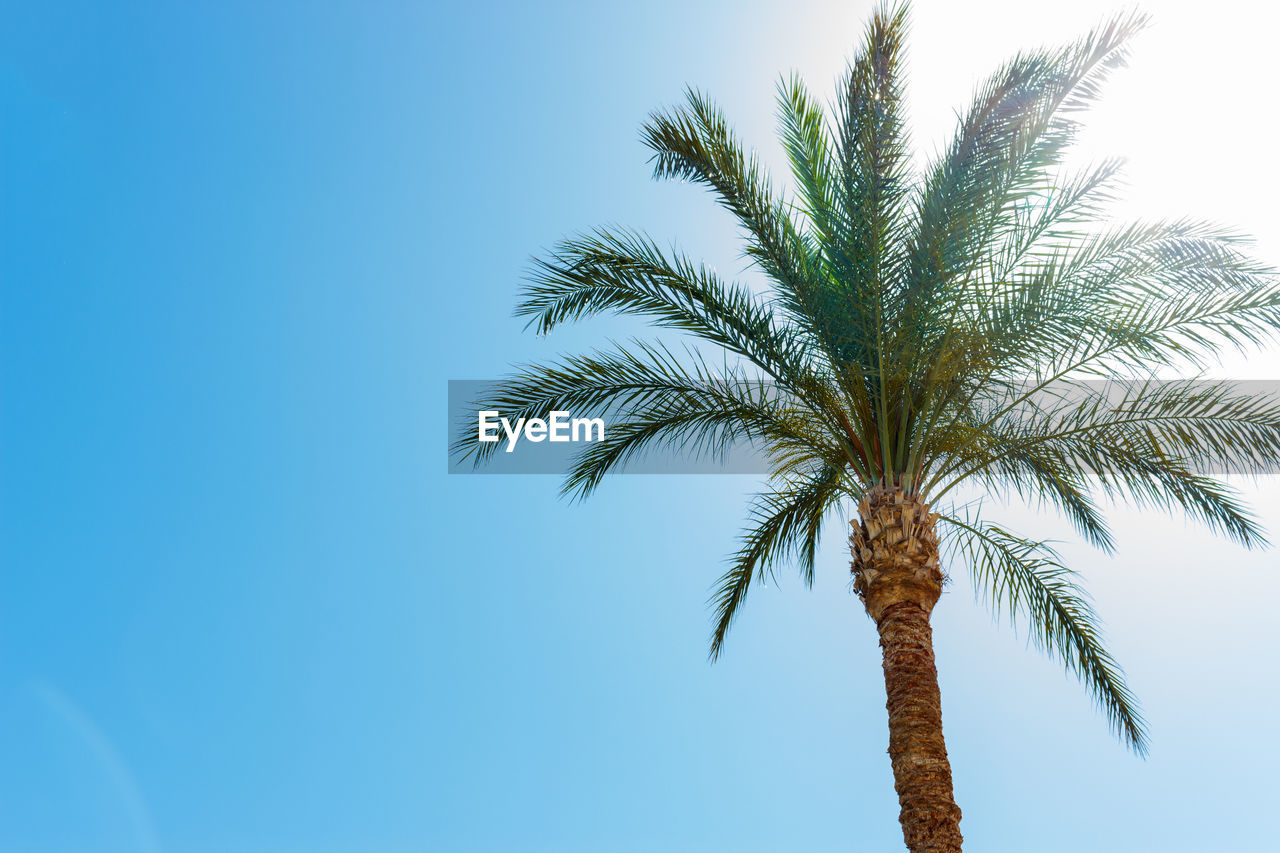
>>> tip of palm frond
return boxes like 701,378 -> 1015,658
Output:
707,633 -> 727,663
1125,718 -> 1151,759
1107,683 -> 1150,757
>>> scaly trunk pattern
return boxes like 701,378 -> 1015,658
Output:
851,486 -> 963,853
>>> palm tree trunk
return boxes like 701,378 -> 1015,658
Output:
851,486 -> 963,852
876,600 -> 963,852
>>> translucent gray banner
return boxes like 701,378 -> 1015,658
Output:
447,378 -> 1280,476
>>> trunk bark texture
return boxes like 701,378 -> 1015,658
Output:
850,486 -> 963,853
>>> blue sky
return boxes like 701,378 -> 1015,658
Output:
2,1 -> 1278,851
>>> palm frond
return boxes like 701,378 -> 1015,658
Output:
940,512 -> 1148,755
515,227 -> 817,383
828,0 -> 913,316
928,379 -> 1280,547
776,72 -> 838,245
640,89 -> 822,320
910,10 -> 1148,307
710,463 -> 850,660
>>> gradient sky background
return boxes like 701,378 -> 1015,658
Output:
2,1 -> 1278,851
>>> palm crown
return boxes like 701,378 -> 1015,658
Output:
455,0 -> 1280,809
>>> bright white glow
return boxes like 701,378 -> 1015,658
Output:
740,0 -> 1280,378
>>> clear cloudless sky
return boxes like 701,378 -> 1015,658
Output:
2,1 -> 1278,851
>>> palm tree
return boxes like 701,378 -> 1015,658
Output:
455,4 -> 1280,850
